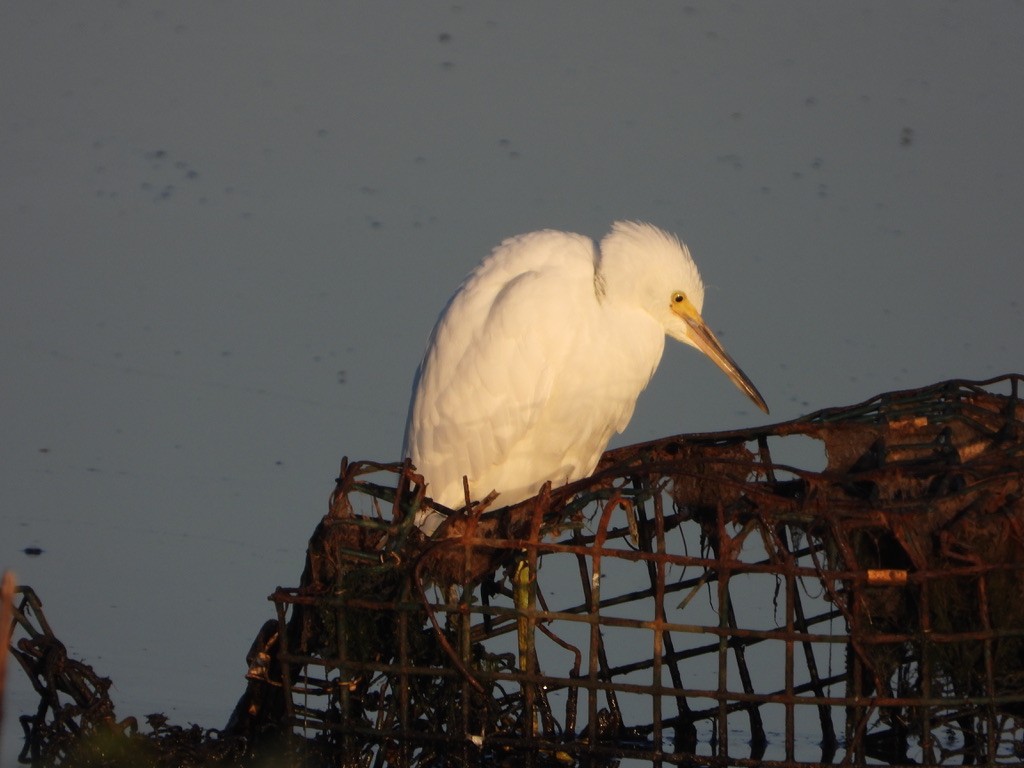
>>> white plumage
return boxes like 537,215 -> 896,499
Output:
403,221 -> 767,534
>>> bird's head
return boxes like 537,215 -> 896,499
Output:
600,221 -> 769,414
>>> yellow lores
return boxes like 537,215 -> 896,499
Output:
403,221 -> 768,534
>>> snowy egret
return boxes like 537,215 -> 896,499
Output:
403,221 -> 768,534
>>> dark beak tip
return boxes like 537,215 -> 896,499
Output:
746,390 -> 769,415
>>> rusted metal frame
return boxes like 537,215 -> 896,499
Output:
849,623 -> 1024,646
552,475 -> 672,534
612,611 -> 844,685
273,598 -> 297,731
530,601 -> 582,682
10,588 -> 56,642
395,577 -> 412,767
954,372 -> 1023,393
411,554 -> 486,696
679,673 -> 851,717
567,525 -> 595,741
648,481 -> 700,753
583,495 -> 623,748
923,399 -> 1017,437
479,659 -> 1024,710
458,496 -> 479,757
590,495 -> 629,735
939,710 -> 1018,766
754,435 -> 840,759
651,486 -> 669,765
555,451 -> 763,524
786,536 -> 840,758
468,657 -> 847,706
326,584 -> 878,658
757,435 -> 798,763
424,532 -> 881,585
699,503 -> 766,753
977,571 -> 998,763
378,524 -> 510,736
321,720 -> 489,751
331,457 -> 428,550
784,538 -> 797,763
528,551 -> 563,740
332,560 -> 359,756
315,378 -> 1019,765
523,615 -> 581,739
747,494 -> 796,759
331,457 -> 402,507
574,510 -> 600,749
520,495 -> 543,733
302,645 -> 1020,730
370,700 -> 397,768
627,477 -> 668,763
599,426 -> 771,463
360,602 -> 419,768
595,376 -> 1020,463
943,376 -> 1021,412
410,520 -> 484,708
296,671 -> 464,729
612,456 -> 795,505
431,522 -> 1024,591
663,555 -> 842,631
315,703 -> 971,768
454,597 -> 851,647
515,493 -> 547,745
480,732 -> 683,766
721,594 -> 767,747
558,655 -> 582,740
714,499 -> 732,759
819,512 -> 899,702
390,458 -> 425,553
803,472 -> 1017,523
7,589 -> 64,696
600,599 -> 843,641
821,512 -> 868,764
487,728 -> 804,768
800,376 -> 1008,427
273,587 -> 417,610
941,402 -> 1019,437
286,670 -> 336,698
10,588 -> 133,755
329,455 -> 354,516
921,567 -> 1004,765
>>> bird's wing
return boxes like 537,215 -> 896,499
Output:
404,231 -> 596,505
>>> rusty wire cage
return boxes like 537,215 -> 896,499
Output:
231,377 -> 1024,766
7,376 -> 1024,766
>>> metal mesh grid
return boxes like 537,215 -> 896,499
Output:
238,375 -> 1024,767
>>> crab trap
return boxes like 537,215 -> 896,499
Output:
9,375 -> 1024,767
219,375 -> 1024,767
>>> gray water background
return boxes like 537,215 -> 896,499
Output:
2,2 -> 1023,760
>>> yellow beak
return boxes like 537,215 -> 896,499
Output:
672,298 -> 769,414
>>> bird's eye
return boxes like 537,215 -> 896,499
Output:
672,292 -> 686,304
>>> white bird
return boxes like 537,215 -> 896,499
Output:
403,221 -> 768,535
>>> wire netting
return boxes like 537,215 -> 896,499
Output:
8,375 -> 1024,767
229,374 -> 1024,767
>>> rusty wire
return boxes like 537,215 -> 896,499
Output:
9,375 -> 1024,767
7,587 -> 253,766
231,374 -> 1024,767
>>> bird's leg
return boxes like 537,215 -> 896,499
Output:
513,552 -> 539,737
620,496 -> 640,547
513,554 -> 534,671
